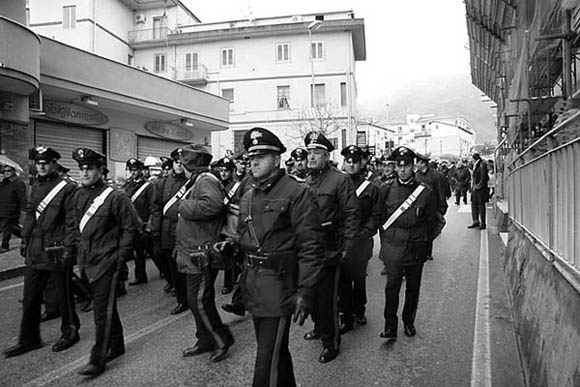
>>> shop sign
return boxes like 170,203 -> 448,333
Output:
44,101 -> 108,126
144,121 -> 193,141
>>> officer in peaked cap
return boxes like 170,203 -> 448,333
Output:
229,126 -> 324,385
290,147 -> 309,179
123,154 -> 161,287
304,131 -> 335,152
170,148 -> 183,162
361,144 -> 438,342
232,153 -> 249,181
3,146 -> 81,359
244,126 -> 287,156
160,157 -> 173,177
303,132 -> 360,364
338,144 -> 379,333
71,147 -> 136,376
215,156 -> 235,171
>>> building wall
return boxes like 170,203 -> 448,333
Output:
505,223 -> 580,387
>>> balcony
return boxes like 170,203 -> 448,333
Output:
128,27 -> 171,45
0,16 -> 40,95
172,64 -> 208,86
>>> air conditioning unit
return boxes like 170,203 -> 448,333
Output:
135,13 -> 146,24
29,89 -> 43,112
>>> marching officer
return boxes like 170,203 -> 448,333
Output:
72,148 -> 135,376
123,158 -> 162,285
4,146 -> 80,358
152,148 -> 191,315
223,127 -> 324,386
363,146 -> 437,341
176,144 -> 234,363
215,156 -> 242,295
302,132 -> 360,363
415,153 -> 448,260
290,147 -> 309,179
338,145 -> 379,334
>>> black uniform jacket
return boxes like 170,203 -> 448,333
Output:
471,160 -> 489,204
123,178 -> 160,234
238,169 -> 324,317
22,173 -> 77,271
74,180 -> 136,283
152,172 -> 190,250
364,176 -> 437,266
416,167 -> 448,215
453,166 -> 471,192
350,172 -> 379,240
0,175 -> 27,219
306,165 -> 360,266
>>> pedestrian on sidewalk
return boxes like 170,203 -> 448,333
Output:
3,146 -> 79,359
468,153 -> 489,230
73,148 -> 135,377
0,164 -> 27,253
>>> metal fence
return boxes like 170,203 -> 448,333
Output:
506,136 -> 580,277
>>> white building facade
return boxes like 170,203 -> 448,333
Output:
389,115 -> 475,158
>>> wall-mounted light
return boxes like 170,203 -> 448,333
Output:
80,96 -> 99,106
180,118 -> 194,127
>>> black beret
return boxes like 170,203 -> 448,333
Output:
72,148 -> 106,167
340,145 -> 363,161
29,146 -> 61,162
243,127 -> 286,156
290,147 -> 308,161
304,131 -> 334,152
387,146 -> 417,166
126,158 -> 145,170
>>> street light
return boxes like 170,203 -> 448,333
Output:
308,20 -> 322,112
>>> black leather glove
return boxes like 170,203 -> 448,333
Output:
292,294 -> 310,326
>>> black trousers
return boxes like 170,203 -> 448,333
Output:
339,239 -> 372,323
20,266 -> 79,344
185,270 -> 231,349
89,263 -> 124,366
471,201 -> 487,226
311,265 -> 341,350
223,265 -> 241,290
168,250 -> 187,305
253,316 -> 296,387
455,188 -> 468,204
384,263 -> 424,332
0,217 -> 17,249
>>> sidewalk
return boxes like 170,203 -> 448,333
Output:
0,238 -> 25,281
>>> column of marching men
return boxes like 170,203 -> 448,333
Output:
2,127 -> 448,386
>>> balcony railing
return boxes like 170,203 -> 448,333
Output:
171,64 -> 208,86
128,27 -> 171,44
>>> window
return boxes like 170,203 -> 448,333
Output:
63,5 -> 76,29
277,86 -> 290,110
310,84 -> 326,107
221,48 -> 234,67
128,54 -> 134,66
340,82 -> 347,107
276,43 -> 291,63
154,54 -> 166,73
185,52 -> 199,71
222,88 -> 234,111
311,41 -> 324,60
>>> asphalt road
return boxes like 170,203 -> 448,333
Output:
0,201 -> 525,387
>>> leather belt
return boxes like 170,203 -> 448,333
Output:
246,254 -> 275,269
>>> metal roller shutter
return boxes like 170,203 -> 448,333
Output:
137,136 -> 188,160
35,121 -> 104,174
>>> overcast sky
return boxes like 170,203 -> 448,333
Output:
184,0 -> 472,106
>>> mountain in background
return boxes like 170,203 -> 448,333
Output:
358,73 -> 498,144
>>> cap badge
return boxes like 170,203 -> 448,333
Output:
250,130 -> 263,145
78,149 -> 84,158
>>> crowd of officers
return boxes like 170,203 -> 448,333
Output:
2,127 -> 464,386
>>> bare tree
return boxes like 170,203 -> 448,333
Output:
287,104 -> 350,141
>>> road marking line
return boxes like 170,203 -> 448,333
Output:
24,293 -> 228,387
458,204 -> 472,213
500,232 -> 508,246
471,229 -> 492,387
0,281 -> 24,292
